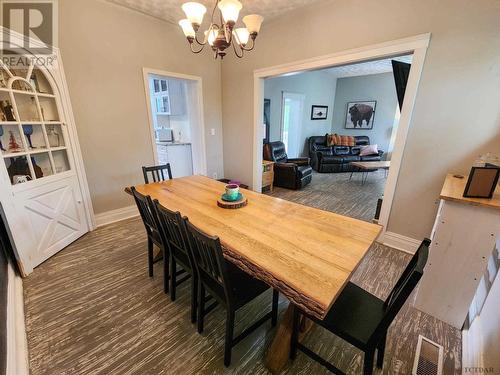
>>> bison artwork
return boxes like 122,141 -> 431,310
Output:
346,101 -> 376,129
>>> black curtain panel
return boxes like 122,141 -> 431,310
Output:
391,60 -> 412,110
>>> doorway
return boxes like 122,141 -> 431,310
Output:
142,69 -> 207,178
253,34 -> 430,237
281,92 -> 305,158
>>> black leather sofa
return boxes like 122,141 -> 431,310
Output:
264,141 -> 313,190
308,135 -> 384,173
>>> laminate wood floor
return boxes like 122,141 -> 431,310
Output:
23,216 -> 461,374
268,170 -> 386,222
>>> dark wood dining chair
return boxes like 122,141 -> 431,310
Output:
130,187 -> 166,279
142,164 -> 172,184
153,201 -> 195,318
184,218 -> 280,367
290,238 -> 431,375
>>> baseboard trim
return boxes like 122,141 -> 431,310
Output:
379,231 -> 421,254
6,261 -> 29,375
95,205 -> 139,228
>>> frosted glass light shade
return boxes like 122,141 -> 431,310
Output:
179,19 -> 196,38
243,14 -> 264,34
181,2 -> 207,25
217,0 -> 242,23
233,28 -> 250,45
205,29 -> 218,46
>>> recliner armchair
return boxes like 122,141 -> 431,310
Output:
264,142 -> 313,190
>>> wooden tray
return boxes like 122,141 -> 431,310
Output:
217,196 -> 248,209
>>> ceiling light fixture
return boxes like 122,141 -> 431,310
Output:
179,0 -> 263,59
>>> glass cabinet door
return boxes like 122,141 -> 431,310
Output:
1,63 -> 72,185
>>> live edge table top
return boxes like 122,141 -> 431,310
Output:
128,175 -> 382,319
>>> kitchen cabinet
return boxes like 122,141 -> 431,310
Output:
156,143 -> 193,178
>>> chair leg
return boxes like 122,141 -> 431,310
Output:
363,348 -> 375,375
377,333 -> 387,369
147,237 -> 154,277
170,258 -> 176,301
271,289 -> 279,327
224,309 -> 235,367
162,247 -> 169,294
190,275 -> 198,324
290,305 -> 300,360
197,282 -> 205,334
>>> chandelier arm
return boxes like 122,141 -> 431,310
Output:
194,32 -> 207,46
189,42 -> 205,54
241,38 -> 256,52
232,41 -> 244,59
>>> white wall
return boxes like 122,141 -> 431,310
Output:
221,0 -> 500,241
59,0 -> 223,214
264,71 -> 337,157
332,73 -> 398,154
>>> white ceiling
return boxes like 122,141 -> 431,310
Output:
106,0 -> 322,25
323,55 -> 414,79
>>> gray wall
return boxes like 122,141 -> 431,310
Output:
59,0 -> 223,214
221,0 -> 500,241
264,71 -> 337,156
332,73 -> 398,153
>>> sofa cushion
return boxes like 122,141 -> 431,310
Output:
360,144 -> 379,156
350,146 -> 361,155
360,155 -> 382,162
314,145 -> 332,154
333,146 -> 350,155
342,155 -> 361,163
321,155 -> 344,164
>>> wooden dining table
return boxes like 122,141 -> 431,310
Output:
128,175 -> 382,372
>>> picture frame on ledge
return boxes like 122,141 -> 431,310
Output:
345,101 -> 376,129
311,105 -> 328,120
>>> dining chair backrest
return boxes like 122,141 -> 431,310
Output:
184,219 -> 232,304
374,238 -> 430,342
142,164 -> 172,184
153,200 -> 192,268
131,186 -> 158,237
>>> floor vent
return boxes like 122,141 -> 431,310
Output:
412,335 -> 444,375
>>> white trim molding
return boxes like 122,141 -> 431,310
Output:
379,231 -> 421,254
95,205 -> 139,228
6,261 -> 29,375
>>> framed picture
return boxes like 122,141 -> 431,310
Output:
311,105 -> 328,120
345,101 -> 376,129
463,165 -> 499,199
263,99 -> 271,143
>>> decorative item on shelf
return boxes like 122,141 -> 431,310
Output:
31,156 -> 43,178
0,126 -> 5,151
13,175 -> 31,184
7,157 -> 30,183
46,125 -> 60,147
311,105 -> 328,120
40,106 -> 46,121
30,73 -> 40,92
178,0 -> 263,59
22,125 -> 35,148
0,70 -> 7,88
463,153 -> 500,199
8,131 -> 22,152
1,100 -> 16,121
29,97 -> 39,121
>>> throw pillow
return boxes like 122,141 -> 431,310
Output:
360,144 -> 379,156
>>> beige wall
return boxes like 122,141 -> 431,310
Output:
222,0 -> 500,240
59,0 -> 223,214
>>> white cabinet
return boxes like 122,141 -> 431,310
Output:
0,33 -> 92,276
168,80 -> 186,116
156,143 -> 193,178
414,174 -> 500,328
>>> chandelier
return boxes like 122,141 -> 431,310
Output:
178,1 -> 264,59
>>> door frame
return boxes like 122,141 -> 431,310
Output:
253,33 -> 431,237
280,91 -> 305,158
142,68 -> 208,176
